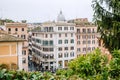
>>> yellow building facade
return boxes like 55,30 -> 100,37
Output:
6,23 -> 28,71
0,31 -> 24,70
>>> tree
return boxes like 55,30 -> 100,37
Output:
92,0 -> 120,52
21,20 -> 27,23
109,50 -> 120,79
68,49 -> 109,79
5,19 -> 14,23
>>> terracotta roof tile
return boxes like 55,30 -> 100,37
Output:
0,31 -> 24,42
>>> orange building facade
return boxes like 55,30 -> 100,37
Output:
5,23 -> 28,71
0,31 -> 24,70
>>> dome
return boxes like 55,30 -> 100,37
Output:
57,11 -> 65,21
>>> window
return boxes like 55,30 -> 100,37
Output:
88,47 -> 91,51
59,34 -> 61,37
77,29 -> 80,33
87,28 -> 91,33
45,41 -> 48,45
32,33 -> 34,36
43,40 -> 48,46
58,53 -> 62,58
49,27 -> 53,32
22,50 -> 26,55
32,38 -> 35,41
58,47 -> 62,51
92,40 -> 95,44
39,39 -> 41,43
45,34 -> 48,38
77,48 -> 81,52
88,35 -> 91,39
22,28 -> 24,31
44,27 -> 48,32
44,55 -> 48,59
88,40 -> 91,44
92,29 -> 95,33
50,40 -> 53,45
50,34 -> 52,38
70,52 -> 74,57
58,61 -> 62,67
70,47 -> 74,50
82,35 -> 86,39
78,35 -> 81,39
22,58 -> 26,63
71,33 -> 73,37
82,29 -> 86,33
8,28 -> 11,31
43,48 -> 49,51
24,35 -> 26,39
65,33 -> 67,37
64,27 -> 68,30
77,41 -> 80,44
83,48 -> 86,52
64,60 -> 68,67
64,53 -> 68,57
92,35 -> 95,39
58,27 -> 62,30
58,40 -> 62,44
50,48 -> 54,51
64,47 -> 68,50
70,39 -> 74,43
83,40 -> 86,44
50,54 -> 54,59
36,39 -> 39,43
98,40 -> 101,46
15,28 -> 18,31
70,27 -> 74,30
64,40 -> 68,44
92,47 -> 95,50
21,35 -> 24,39
77,35 -> 78,39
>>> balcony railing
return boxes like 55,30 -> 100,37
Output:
76,31 -> 97,34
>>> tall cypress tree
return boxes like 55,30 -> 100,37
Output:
92,0 -> 120,52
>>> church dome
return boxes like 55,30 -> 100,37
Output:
57,11 -> 65,21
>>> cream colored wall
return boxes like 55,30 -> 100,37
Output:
22,47 -> 28,71
17,42 -> 23,70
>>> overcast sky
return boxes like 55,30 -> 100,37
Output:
0,0 -> 93,23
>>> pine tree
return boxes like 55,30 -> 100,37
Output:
92,0 -> 120,51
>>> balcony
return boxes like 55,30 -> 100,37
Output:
29,55 -> 33,61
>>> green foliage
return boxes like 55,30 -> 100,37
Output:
0,49 -> 120,80
5,19 -> 14,23
92,0 -> 120,51
109,50 -> 120,79
0,19 -> 14,25
69,49 -> 109,79
0,69 -> 13,80
21,20 -> 27,23
56,69 -> 74,79
31,27 -> 41,32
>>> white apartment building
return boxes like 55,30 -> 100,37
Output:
32,11 -> 76,71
